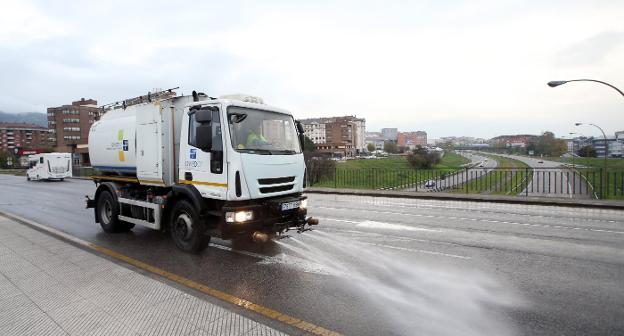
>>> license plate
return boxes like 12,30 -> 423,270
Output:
281,201 -> 299,211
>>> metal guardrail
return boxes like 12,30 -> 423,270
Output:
307,167 -> 624,200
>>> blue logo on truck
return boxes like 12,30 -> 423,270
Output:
122,140 -> 129,151
190,148 -> 197,159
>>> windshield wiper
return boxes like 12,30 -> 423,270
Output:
238,148 -> 273,155
272,149 -> 298,154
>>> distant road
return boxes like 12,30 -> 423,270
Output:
400,151 -> 497,192
494,154 -> 593,199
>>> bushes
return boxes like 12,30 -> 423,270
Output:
406,146 -> 441,169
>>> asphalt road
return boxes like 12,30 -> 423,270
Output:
0,174 -> 623,336
496,154 -> 593,199
407,151 -> 498,192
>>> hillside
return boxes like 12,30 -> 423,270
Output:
0,111 -> 47,127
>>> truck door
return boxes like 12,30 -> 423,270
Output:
179,105 -> 227,199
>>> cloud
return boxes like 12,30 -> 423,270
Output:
1,0 -> 623,138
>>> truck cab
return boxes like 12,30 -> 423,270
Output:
88,91 -> 316,253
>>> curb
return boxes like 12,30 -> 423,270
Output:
305,187 -> 624,210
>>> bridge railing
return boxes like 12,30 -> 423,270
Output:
307,167 -> 624,200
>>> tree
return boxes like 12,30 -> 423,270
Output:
406,146 -> 441,169
532,131 -> 567,157
578,145 -> 597,158
383,141 -> 398,154
366,143 -> 376,152
0,151 -> 16,169
303,136 -> 316,152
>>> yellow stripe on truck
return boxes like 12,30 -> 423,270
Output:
178,179 -> 228,188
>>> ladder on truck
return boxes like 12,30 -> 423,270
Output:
100,87 -> 179,112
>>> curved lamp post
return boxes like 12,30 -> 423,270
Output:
575,123 -> 608,198
568,132 -> 580,169
547,79 -> 624,98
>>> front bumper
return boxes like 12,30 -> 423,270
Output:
219,195 -> 309,238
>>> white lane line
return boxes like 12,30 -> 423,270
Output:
363,242 -> 470,260
313,206 -> 624,235
356,220 -> 440,232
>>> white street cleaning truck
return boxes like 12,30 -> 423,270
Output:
86,89 -> 317,253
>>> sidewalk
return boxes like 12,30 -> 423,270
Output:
0,215 -> 289,336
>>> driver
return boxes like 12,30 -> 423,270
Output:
240,120 -> 268,149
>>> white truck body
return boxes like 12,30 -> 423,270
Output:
87,90 -> 315,252
26,153 -> 72,181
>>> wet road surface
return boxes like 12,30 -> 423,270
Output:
0,174 -> 623,335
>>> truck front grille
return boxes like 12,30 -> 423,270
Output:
259,185 -> 294,194
258,176 -> 295,185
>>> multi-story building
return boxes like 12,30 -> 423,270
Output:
0,123 -> 52,153
47,98 -> 102,165
397,131 -> 427,149
381,128 -> 398,141
365,132 -> 385,151
489,134 -> 538,148
300,116 -> 366,157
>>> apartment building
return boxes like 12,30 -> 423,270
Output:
0,123 -> 52,153
397,131 -> 427,149
300,116 -> 366,157
47,98 -> 102,165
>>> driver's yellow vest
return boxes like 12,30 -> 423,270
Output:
246,132 -> 267,147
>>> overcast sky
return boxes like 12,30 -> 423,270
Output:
1,0 -> 622,139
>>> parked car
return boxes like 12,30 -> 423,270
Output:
425,180 -> 436,188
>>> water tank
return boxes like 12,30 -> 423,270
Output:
89,108 -> 138,175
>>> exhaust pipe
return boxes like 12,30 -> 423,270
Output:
252,231 -> 270,243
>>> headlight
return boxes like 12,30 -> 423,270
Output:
225,210 -> 253,223
299,199 -> 308,210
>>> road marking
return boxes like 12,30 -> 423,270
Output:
314,206 -> 624,235
356,220 -> 440,232
363,242 -> 471,260
0,211 -> 342,336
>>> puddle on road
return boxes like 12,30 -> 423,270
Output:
277,231 -> 524,336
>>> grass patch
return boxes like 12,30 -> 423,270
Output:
311,152 -> 469,190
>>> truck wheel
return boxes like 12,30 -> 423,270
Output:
97,191 -> 134,233
170,200 -> 210,253
27,176 -> 30,181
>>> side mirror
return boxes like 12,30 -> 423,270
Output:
296,121 -> 305,151
195,124 -> 212,150
195,109 -> 212,123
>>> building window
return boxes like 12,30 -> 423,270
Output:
63,135 -> 81,140
63,127 -> 81,132
63,118 -> 80,123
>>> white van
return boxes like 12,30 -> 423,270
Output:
27,153 -> 73,181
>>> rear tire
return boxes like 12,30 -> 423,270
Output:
170,200 -> 210,253
27,176 -> 30,181
97,191 -> 133,233
59,178 -> 64,181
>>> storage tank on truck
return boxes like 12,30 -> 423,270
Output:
86,89 -> 318,253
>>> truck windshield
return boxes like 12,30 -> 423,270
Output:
228,106 -> 302,154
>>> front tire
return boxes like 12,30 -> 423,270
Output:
170,200 -> 210,253
97,191 -> 133,233
27,175 -> 30,181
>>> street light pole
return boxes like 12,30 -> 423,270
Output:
575,123 -> 608,198
548,79 -> 624,98
569,132 -> 579,169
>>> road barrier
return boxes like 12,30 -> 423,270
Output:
307,167 -> 624,200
